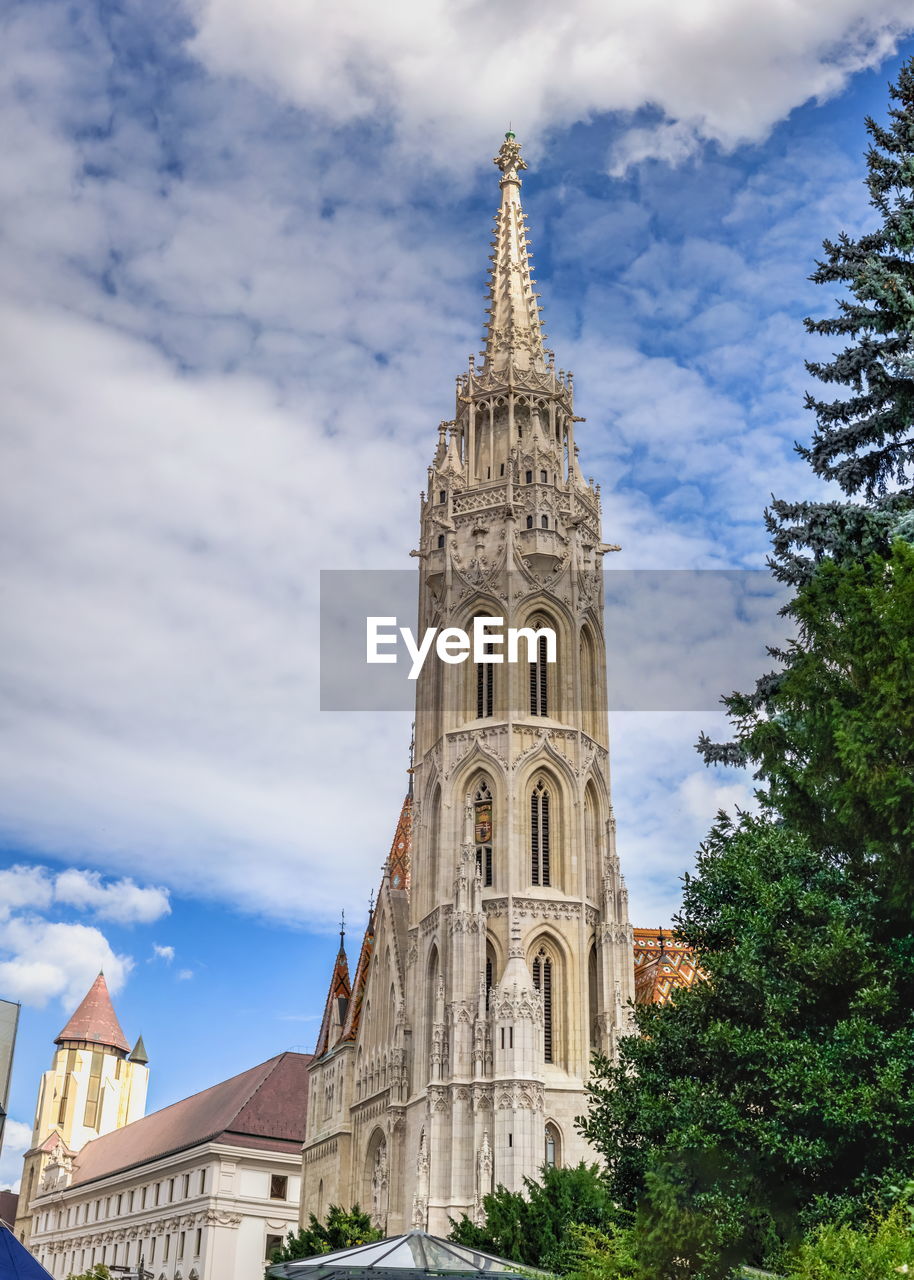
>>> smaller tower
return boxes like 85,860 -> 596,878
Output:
14,973 -> 148,1246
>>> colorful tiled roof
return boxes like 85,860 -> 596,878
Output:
68,1052 -> 312,1188
55,974 -> 129,1054
386,795 -> 412,894
632,928 -> 701,1005
340,915 -> 375,1043
313,942 -> 351,1060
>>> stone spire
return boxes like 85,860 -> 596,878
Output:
483,132 -> 547,376
55,972 -> 130,1054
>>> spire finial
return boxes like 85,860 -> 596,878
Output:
369,888 -> 375,914
494,131 -> 527,186
339,910 -> 346,950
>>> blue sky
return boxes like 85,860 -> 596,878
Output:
2,0 -> 913,1189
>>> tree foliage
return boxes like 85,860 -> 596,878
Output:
448,1164 -> 619,1274
580,813 -> 914,1279
267,1205 -> 381,1269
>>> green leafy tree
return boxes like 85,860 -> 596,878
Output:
267,1204 -> 381,1269
580,813 -> 914,1280
67,1267 -> 112,1280
449,1164 -> 619,1274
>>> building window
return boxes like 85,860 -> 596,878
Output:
529,632 -> 549,716
128,1190 -> 134,1212
526,514 -> 533,528
474,779 -> 493,887
437,533 -> 445,549
194,1229 -> 202,1256
178,1233 -> 185,1259
474,618 -> 494,719
83,1050 -> 103,1129
499,462 -> 505,475
265,1235 -> 284,1263
56,1048 -> 76,1125
485,956 -> 493,1007
532,946 -> 554,1063
141,1186 -> 147,1209
154,1183 -> 160,1206
525,470 -> 532,484
269,1174 -> 288,1201
163,1236 -> 170,1263
116,1194 -> 122,1215
439,490 -> 446,504
200,1169 -> 207,1194
169,1178 -> 175,1202
182,1173 -> 190,1198
540,469 -> 547,482
149,1238 -> 156,1264
530,779 -> 550,886
541,514 -> 548,529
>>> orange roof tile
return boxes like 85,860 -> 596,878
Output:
313,942 -> 351,1060
633,928 -> 702,1005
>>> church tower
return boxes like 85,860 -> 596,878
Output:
14,973 -> 148,1246
301,133 -> 634,1236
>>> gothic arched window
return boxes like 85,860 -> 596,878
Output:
532,945 -> 554,1063
525,470 -> 533,484
541,514 -> 548,529
476,635 -> 494,719
529,625 -> 550,716
530,779 -> 550,887
474,779 -> 493,886
526,514 -> 534,529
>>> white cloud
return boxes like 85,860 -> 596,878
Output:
0,866 -> 53,921
176,969 -> 193,982
53,870 -> 170,925
0,1119 -> 32,1192
187,0 -> 912,166
0,917 -> 132,1009
152,943 -> 175,963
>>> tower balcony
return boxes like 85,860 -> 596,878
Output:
516,525 -> 566,573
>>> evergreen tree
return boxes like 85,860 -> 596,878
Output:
767,57 -> 914,588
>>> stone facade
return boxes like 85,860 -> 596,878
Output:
27,1143 -> 301,1280
300,134 -> 636,1236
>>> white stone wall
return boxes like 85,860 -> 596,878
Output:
29,1143 -> 301,1280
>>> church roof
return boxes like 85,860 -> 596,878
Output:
65,1052 -> 311,1189
313,940 -> 352,1060
55,973 -> 130,1054
0,1223 -> 55,1280
386,793 -> 412,894
633,928 -> 701,1005
483,133 -> 547,376
340,913 -> 375,1043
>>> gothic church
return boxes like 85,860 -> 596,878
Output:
301,134 -> 638,1236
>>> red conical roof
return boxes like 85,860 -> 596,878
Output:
55,973 -> 130,1054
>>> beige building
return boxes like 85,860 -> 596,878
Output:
301,133 -> 637,1236
26,1051 -> 310,1280
15,974 -> 149,1247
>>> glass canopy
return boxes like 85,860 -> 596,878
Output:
268,1232 -> 535,1280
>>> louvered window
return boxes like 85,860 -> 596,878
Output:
530,779 -> 550,886
532,947 -> 554,1063
529,633 -> 549,715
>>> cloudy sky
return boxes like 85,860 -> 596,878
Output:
2,0 -> 913,1188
